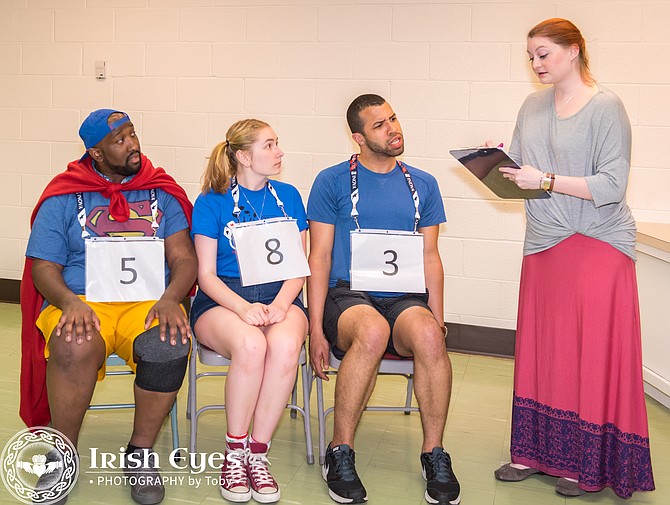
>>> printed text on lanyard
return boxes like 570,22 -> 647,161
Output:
230,177 -> 310,287
348,154 -> 426,293
80,189 -> 166,302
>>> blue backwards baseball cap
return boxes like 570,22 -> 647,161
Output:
79,109 -> 131,158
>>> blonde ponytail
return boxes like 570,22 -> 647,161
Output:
201,119 -> 270,194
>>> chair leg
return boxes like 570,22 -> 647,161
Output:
316,376 -> 326,466
301,361 -> 315,464
186,366 -> 192,421
169,400 -> 181,459
188,342 -> 198,455
404,375 -> 414,415
290,368 -> 298,420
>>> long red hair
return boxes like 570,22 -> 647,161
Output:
529,18 -> 595,84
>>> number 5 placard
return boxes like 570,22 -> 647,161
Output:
232,217 -> 310,287
85,237 -> 166,302
350,229 -> 425,293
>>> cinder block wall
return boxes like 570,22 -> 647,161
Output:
1,0 -> 669,330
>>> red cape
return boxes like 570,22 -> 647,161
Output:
20,155 -> 193,427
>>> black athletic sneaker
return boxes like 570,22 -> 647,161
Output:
321,443 -> 368,504
420,448 -> 461,505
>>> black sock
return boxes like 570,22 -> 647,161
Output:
125,444 -> 151,456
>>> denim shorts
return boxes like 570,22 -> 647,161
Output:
323,280 -> 430,359
190,276 -> 306,329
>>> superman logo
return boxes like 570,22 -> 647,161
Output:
87,200 -> 164,237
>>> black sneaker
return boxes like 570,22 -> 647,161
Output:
321,443 -> 368,504
420,448 -> 461,505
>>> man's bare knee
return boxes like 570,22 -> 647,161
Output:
394,310 -> 446,358
47,332 -> 105,370
339,319 -> 389,358
414,326 -> 447,357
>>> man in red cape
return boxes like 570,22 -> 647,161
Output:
20,109 -> 196,505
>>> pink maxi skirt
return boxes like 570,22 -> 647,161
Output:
511,234 -> 655,499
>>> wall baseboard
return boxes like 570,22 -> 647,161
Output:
445,322 -> 515,358
0,277 -> 515,357
0,278 -> 20,304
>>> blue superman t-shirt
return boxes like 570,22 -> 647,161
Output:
26,189 -> 189,297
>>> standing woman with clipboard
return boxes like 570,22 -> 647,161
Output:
190,119 -> 309,504
492,18 -> 654,499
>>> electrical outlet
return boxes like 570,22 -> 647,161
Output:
95,60 -> 106,80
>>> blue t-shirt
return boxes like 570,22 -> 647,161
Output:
307,159 -> 446,293
26,189 -> 190,297
192,180 -> 308,278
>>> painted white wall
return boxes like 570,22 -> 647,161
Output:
1,0 -> 668,329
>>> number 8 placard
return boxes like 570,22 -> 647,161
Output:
350,229 -> 425,293
232,217 -> 310,287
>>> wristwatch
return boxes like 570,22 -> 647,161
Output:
541,172 -> 555,191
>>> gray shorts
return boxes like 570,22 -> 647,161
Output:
323,280 -> 430,360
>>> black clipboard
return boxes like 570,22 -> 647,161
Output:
450,147 -> 550,199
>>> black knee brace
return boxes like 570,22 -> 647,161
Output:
133,326 -> 189,393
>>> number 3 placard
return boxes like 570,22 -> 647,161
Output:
232,217 -> 310,287
350,229 -> 425,293
85,237 -> 166,302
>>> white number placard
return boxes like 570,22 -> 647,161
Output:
350,229 -> 425,293
232,217 -> 310,287
85,237 -> 165,302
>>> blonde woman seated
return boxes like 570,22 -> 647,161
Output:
190,119 -> 308,503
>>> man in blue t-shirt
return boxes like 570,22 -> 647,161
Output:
307,95 -> 460,505
23,109 -> 197,505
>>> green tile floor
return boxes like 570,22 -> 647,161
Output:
0,301 -> 667,504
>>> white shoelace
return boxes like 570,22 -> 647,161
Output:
223,448 -> 248,486
248,452 -> 275,487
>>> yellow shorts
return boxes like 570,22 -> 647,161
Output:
36,296 -> 162,381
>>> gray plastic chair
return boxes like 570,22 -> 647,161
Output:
315,350 -> 417,465
187,338 -> 315,464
